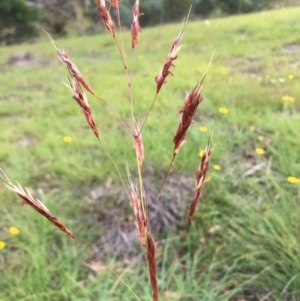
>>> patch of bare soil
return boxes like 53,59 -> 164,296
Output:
87,167 -> 194,261
0,95 -> 19,103
6,52 -> 36,67
229,57 -> 264,76
282,43 -> 300,52
16,137 -> 36,148
231,288 -> 299,301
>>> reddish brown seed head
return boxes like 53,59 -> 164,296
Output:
154,32 -> 183,93
173,82 -> 203,155
133,125 -> 144,167
179,82 -> 203,117
71,79 -> 90,110
131,0 -> 143,49
0,177 -> 74,238
67,79 -> 99,139
196,143 -> 212,188
130,183 -> 147,245
57,49 -> 94,94
188,142 -> 212,221
95,0 -> 115,37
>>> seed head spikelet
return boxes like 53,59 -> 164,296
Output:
44,31 -> 94,94
95,0 -> 115,37
154,10 -> 190,93
129,182 -> 147,246
0,171 -> 74,238
65,78 -> 99,138
173,80 -> 204,155
133,123 -> 144,167
188,140 -> 212,220
131,0 -> 144,49
57,49 -> 94,94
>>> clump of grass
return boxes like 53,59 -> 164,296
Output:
0,2 -> 213,300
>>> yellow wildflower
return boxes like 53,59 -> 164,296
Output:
199,150 -> 205,157
63,136 -> 72,143
9,227 -> 20,235
219,107 -> 228,114
288,74 -> 294,80
255,148 -> 265,155
0,241 -> 5,250
250,126 -> 255,131
287,177 -> 300,184
282,95 -> 295,102
257,135 -> 264,141
213,165 -> 221,171
199,126 -> 208,132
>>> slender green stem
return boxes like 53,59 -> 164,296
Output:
140,93 -> 158,134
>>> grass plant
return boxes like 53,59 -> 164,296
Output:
0,4 -> 300,301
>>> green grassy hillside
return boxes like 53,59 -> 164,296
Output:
0,7 -> 300,301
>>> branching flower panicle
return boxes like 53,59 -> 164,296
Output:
188,142 -> 212,221
0,174 -> 74,238
173,81 -> 204,155
95,0 -> 115,37
131,0 -> 144,49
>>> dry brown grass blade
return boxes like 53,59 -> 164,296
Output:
147,232 -> 159,301
0,172 -> 74,238
154,8 -> 190,93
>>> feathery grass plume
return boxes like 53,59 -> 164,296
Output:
65,78 -> 99,138
173,81 -> 204,155
133,123 -> 144,167
130,183 -> 147,246
0,172 -> 74,238
95,0 -> 115,37
131,0 -> 143,49
147,233 -> 159,301
188,141 -> 212,221
154,12 -> 190,93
